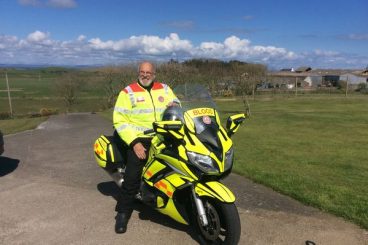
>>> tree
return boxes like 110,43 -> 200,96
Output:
156,62 -> 199,88
228,62 -> 267,116
103,69 -> 118,109
56,73 -> 82,112
101,65 -> 136,108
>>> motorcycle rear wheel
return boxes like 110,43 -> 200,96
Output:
194,199 -> 241,245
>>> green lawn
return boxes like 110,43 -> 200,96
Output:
0,117 -> 47,135
217,95 -> 368,229
0,68 -> 108,115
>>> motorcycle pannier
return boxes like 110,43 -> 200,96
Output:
94,135 -> 125,170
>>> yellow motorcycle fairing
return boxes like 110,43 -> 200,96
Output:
195,181 -> 236,203
156,198 -> 188,225
143,168 -> 236,225
155,180 -> 236,225
142,170 -> 190,225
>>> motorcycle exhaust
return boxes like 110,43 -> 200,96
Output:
104,167 -> 125,188
192,188 -> 209,226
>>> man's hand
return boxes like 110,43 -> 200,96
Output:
133,142 -> 147,160
167,101 -> 180,107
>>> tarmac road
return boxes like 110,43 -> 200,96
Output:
0,113 -> 367,245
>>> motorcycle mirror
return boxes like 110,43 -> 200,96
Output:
226,113 -> 246,137
153,121 -> 184,140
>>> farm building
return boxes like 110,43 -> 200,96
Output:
304,76 -> 323,87
268,67 -> 368,89
268,67 -> 313,88
339,73 -> 367,85
339,69 -> 368,89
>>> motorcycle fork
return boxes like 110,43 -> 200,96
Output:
192,187 -> 209,226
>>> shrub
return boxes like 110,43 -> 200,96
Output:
39,108 -> 58,117
356,83 -> 367,92
0,112 -> 11,120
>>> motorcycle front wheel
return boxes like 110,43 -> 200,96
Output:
193,199 -> 241,245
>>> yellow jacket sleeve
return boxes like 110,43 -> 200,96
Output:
113,90 -> 137,146
167,86 -> 181,105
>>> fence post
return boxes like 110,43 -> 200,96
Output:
5,72 -> 13,118
345,76 -> 349,97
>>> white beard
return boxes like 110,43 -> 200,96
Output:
139,77 -> 154,86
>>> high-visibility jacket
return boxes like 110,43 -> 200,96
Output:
113,81 -> 180,146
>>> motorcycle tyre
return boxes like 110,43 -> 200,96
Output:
192,199 -> 241,245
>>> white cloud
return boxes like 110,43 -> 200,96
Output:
194,36 -> 296,62
0,31 -> 366,68
18,0 -> 41,7
88,33 -> 192,55
77,35 -> 86,41
340,33 -> 368,41
18,0 -> 77,8
27,30 -> 49,42
47,0 -> 77,9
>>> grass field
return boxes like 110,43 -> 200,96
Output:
0,117 -> 47,135
1,69 -> 367,229
217,95 -> 368,229
0,68 -> 110,116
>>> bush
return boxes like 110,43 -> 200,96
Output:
39,108 -> 58,116
356,83 -> 367,92
28,112 -> 41,118
0,112 -> 11,120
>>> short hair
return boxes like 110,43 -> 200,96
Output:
138,61 -> 156,74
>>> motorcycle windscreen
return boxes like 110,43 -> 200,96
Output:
186,108 -> 223,160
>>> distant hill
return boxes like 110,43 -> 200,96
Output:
0,64 -> 102,69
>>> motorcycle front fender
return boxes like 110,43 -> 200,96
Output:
194,181 -> 235,203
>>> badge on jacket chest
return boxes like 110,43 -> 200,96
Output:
136,96 -> 145,102
158,96 -> 165,102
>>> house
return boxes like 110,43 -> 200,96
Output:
268,67 -> 368,89
280,68 -> 295,72
268,67 -> 313,88
362,68 -> 368,76
339,72 -> 368,90
304,76 -> 323,87
322,75 -> 340,86
295,67 -> 312,73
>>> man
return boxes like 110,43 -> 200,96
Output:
113,61 -> 180,233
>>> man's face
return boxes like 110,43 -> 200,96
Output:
138,63 -> 155,86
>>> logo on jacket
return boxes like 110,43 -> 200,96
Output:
136,96 -> 145,102
158,96 -> 164,102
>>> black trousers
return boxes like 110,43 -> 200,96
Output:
115,139 -> 151,214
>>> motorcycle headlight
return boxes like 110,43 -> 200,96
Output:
225,147 -> 234,171
187,151 -> 218,174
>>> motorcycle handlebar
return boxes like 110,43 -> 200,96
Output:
144,129 -> 155,135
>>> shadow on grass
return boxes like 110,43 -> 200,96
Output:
97,181 -> 201,244
0,156 -> 20,177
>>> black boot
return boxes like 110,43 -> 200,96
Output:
115,212 -> 130,234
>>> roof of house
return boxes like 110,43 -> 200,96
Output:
295,67 -> 312,72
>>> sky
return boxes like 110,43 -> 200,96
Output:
0,0 -> 367,69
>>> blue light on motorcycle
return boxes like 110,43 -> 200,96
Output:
187,151 -> 219,174
225,147 -> 234,171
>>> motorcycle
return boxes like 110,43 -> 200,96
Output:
94,84 -> 246,244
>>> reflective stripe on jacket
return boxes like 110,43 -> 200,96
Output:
113,81 -> 180,146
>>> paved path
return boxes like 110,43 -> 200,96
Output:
0,113 -> 367,244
